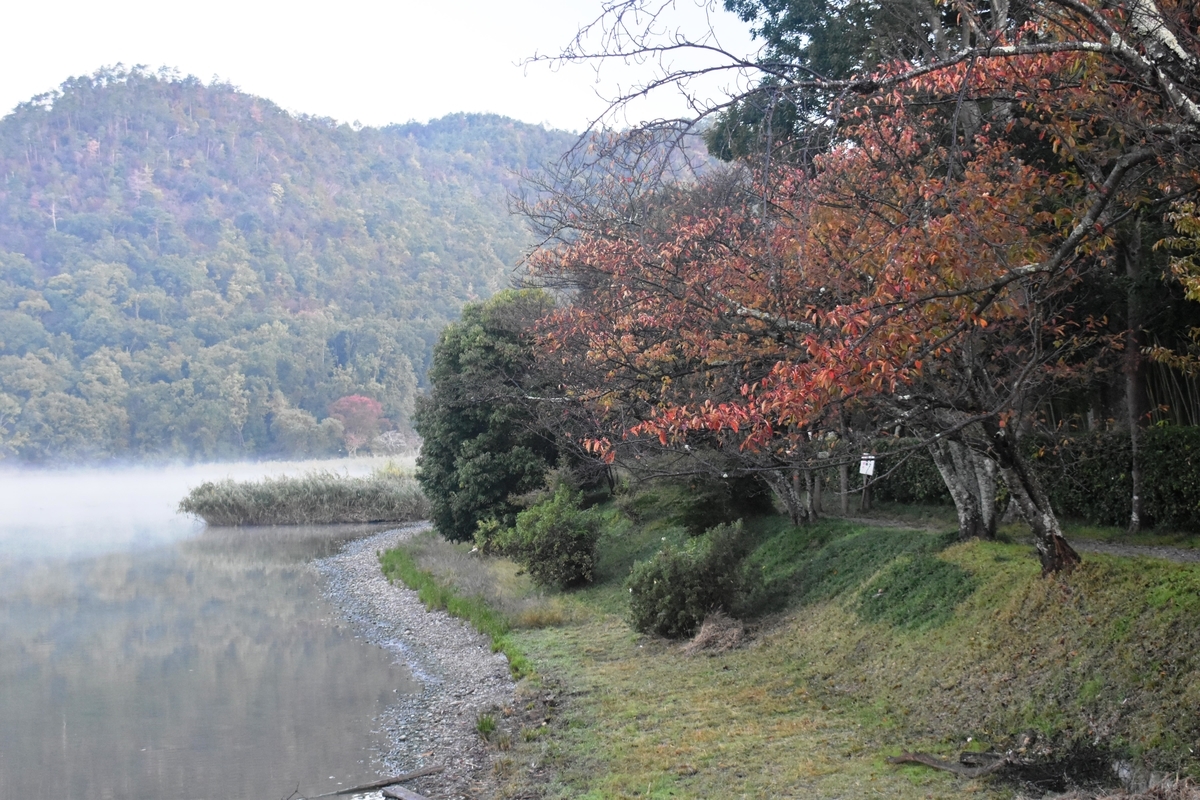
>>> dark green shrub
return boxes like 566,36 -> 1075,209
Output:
615,471 -> 774,534
413,290 -> 559,541
495,484 -> 601,589
870,440 -> 951,504
627,522 -> 751,638
1142,426 -> 1200,529
1026,426 -> 1200,530
1025,431 -> 1132,526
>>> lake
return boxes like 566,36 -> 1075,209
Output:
0,460 -> 420,800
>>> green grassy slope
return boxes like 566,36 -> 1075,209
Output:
383,504 -> 1200,799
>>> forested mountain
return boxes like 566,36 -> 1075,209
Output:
0,67 -> 575,462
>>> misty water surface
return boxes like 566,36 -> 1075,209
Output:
0,461 -> 420,800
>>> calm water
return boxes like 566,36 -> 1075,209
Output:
0,461 -> 420,800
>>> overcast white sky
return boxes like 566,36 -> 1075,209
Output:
0,0 -> 760,132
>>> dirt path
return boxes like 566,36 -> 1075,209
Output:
1069,539 -> 1200,563
839,514 -> 1200,563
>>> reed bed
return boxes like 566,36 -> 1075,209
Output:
179,469 -> 429,526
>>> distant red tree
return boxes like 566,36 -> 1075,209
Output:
327,395 -> 384,456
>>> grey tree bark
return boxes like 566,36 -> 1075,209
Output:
928,436 -> 998,540
764,469 -> 809,525
1122,223 -> 1147,535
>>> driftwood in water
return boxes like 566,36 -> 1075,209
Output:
382,786 -> 430,800
888,751 -> 1010,779
304,765 -> 443,799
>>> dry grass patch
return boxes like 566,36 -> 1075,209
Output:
510,612 -> 982,800
179,468 -> 428,525
399,529 -> 570,629
682,611 -> 745,655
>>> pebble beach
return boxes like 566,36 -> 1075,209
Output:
316,524 -> 517,800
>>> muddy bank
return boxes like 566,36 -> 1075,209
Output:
316,524 -> 516,800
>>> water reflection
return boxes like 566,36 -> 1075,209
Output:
0,463 -> 420,800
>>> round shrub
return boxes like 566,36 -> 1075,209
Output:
496,484 -> 600,589
627,522 -> 749,638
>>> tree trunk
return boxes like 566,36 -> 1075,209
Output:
1123,223 -> 1147,535
839,463 -> 850,514
1128,372 -> 1144,535
986,425 -> 1081,574
804,469 -> 819,520
765,469 -> 809,525
971,447 -> 1000,536
928,438 -> 995,540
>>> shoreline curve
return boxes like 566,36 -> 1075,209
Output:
316,523 -> 516,800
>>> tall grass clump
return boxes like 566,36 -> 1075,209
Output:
402,528 -> 570,629
179,468 -> 429,525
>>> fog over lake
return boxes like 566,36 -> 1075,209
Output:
0,459 -> 419,800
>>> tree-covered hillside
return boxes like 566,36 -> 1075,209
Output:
0,67 -> 574,462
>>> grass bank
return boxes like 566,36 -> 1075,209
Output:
381,503 -> 1200,799
179,464 -> 429,525
378,534 -> 551,680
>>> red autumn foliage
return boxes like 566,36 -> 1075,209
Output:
526,0 -> 1200,571
328,395 -> 384,456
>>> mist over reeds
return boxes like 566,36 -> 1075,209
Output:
178,469 -> 429,526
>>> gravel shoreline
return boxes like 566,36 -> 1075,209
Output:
315,523 -> 516,800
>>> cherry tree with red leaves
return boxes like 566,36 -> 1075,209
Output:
328,395 -> 385,457
531,76 -> 1108,573
526,0 -> 1200,573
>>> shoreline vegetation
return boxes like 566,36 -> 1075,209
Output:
380,496 -> 1200,800
178,464 -> 429,526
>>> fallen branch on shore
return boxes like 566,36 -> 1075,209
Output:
303,765 -> 443,799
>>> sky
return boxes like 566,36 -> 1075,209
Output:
0,0 -> 761,133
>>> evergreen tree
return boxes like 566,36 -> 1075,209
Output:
413,290 -> 558,541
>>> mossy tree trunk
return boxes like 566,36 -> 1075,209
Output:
985,424 -> 1081,574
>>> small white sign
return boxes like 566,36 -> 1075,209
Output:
859,454 -> 876,476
